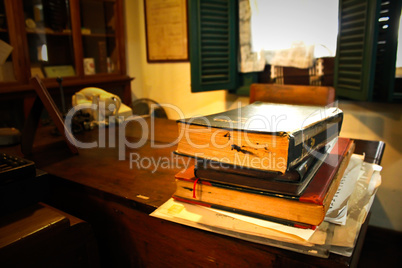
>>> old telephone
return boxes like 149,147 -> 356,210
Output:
72,87 -> 132,125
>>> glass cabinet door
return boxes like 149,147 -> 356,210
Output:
80,0 -> 118,75
23,0 -> 76,79
0,0 -> 16,82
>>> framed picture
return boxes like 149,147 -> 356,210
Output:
144,0 -> 188,62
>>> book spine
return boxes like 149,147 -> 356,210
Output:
299,138 -> 353,205
186,176 -> 300,200
322,142 -> 355,210
287,115 -> 343,169
293,153 -> 316,178
195,158 -> 300,181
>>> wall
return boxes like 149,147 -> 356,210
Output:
124,0 -> 240,120
125,1 -> 402,232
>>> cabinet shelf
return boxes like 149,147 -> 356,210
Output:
0,0 -> 130,105
25,28 -> 73,36
0,74 -> 132,99
82,33 -> 115,38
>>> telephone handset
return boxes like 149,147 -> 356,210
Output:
72,87 -> 122,117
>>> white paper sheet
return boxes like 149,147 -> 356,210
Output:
330,161 -> 382,256
205,206 -> 316,240
0,40 -> 13,65
324,154 -> 364,225
151,198 -> 315,243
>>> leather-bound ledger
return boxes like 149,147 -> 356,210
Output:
173,138 -> 355,226
176,102 -> 343,173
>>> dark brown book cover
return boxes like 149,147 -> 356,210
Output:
195,154 -> 315,182
194,146 -> 327,196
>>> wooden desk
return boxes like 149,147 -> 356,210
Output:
9,118 -> 385,267
0,203 -> 99,267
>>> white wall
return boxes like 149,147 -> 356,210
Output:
124,0 -> 242,120
125,1 -> 402,231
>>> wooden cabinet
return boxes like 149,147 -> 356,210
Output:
0,0 -> 131,104
0,203 -> 100,267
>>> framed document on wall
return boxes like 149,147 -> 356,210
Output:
144,0 -> 188,62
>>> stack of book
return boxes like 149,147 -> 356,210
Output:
173,102 -> 355,228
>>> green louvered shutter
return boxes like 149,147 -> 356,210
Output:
189,0 -> 238,92
373,0 -> 401,101
335,0 -> 381,101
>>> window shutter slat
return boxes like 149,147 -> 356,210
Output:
189,0 -> 238,92
335,0 -> 381,100
372,0 -> 402,101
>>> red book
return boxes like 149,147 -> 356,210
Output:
173,138 -> 355,226
300,137 -> 354,205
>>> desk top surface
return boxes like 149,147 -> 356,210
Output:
3,118 -> 385,213
0,118 -> 386,267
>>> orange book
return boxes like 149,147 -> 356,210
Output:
173,138 -> 355,227
176,102 -> 343,174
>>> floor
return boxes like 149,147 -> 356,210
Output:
357,226 -> 402,268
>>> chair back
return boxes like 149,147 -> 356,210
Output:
249,84 -> 335,106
